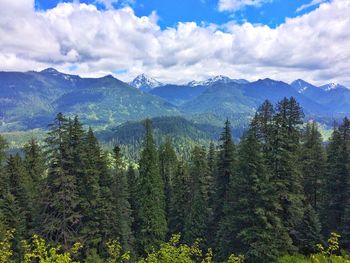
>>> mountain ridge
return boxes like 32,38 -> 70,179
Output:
1,68 -> 350,133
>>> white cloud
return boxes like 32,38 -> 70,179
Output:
0,0 -> 349,86
296,0 -> 328,12
218,0 -> 270,12
95,0 -> 136,9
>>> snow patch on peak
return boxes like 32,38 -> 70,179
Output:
188,75 -> 248,87
129,74 -> 163,92
320,83 -> 347,91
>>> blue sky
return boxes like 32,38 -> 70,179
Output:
35,0 -> 327,29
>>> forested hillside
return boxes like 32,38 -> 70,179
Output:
2,97 -> 350,262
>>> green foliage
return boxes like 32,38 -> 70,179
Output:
5,98 -> 350,262
105,240 -> 131,263
183,146 -> 211,244
133,119 -> 167,253
280,233 -> 350,263
0,229 -> 14,263
136,234 -> 212,263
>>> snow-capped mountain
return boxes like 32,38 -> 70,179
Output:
129,74 -> 163,92
291,79 -> 317,93
188,75 -> 249,86
319,83 -> 347,91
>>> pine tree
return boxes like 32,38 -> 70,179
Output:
214,120 -> 237,251
272,98 -> 305,238
1,154 -> 30,255
78,127 -> 103,252
158,137 -> 178,232
301,122 -> 326,212
168,160 -> 191,235
250,100 -> 275,165
113,145 -> 134,252
134,119 -> 167,253
293,204 -> 322,254
227,129 -> 293,262
23,138 -> 46,233
6,154 -> 32,234
41,113 -> 81,250
126,165 -> 138,222
323,118 -> 350,247
183,146 -> 210,244
207,142 -> 216,219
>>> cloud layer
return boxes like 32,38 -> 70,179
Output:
0,0 -> 349,86
218,0 -> 270,12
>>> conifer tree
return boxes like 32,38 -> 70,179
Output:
213,120 -> 236,250
23,138 -> 46,233
183,146 -> 210,244
41,113 -> 81,250
158,137 -> 178,231
168,160 -> 191,235
78,128 -> 103,251
1,154 -> 29,247
301,122 -> 326,212
7,154 -> 33,235
134,119 -> 167,253
213,120 -> 236,218
126,165 -> 138,221
323,118 -> 350,246
272,98 -> 305,236
293,204 -> 322,254
207,142 -> 216,217
113,145 -> 134,252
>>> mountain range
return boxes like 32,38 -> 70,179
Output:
1,68 -> 350,133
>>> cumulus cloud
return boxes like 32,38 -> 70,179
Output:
0,0 -> 349,86
218,0 -> 270,12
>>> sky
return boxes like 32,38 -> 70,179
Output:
0,0 -> 349,86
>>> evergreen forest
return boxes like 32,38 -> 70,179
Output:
2,97 -> 350,262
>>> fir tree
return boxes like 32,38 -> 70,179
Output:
41,113 -> 81,250
214,120 -> 237,250
293,204 -> 322,254
272,98 -> 305,238
301,122 -> 326,212
207,142 -> 216,218
126,165 -> 138,222
183,146 -> 210,244
323,118 -> 350,247
23,138 -> 46,233
113,145 -> 134,252
78,127 -> 103,252
6,154 -> 32,235
168,160 -> 191,235
134,119 -> 167,253
158,137 -> 178,232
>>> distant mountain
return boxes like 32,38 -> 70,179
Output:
291,79 -> 319,94
188,75 -> 249,86
129,74 -> 163,92
2,68 -> 350,134
319,83 -> 348,91
291,80 -> 350,114
149,84 -> 207,106
150,76 -> 250,106
0,69 -> 179,131
182,78 -> 328,117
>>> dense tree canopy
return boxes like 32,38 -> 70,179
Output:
1,97 -> 350,262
